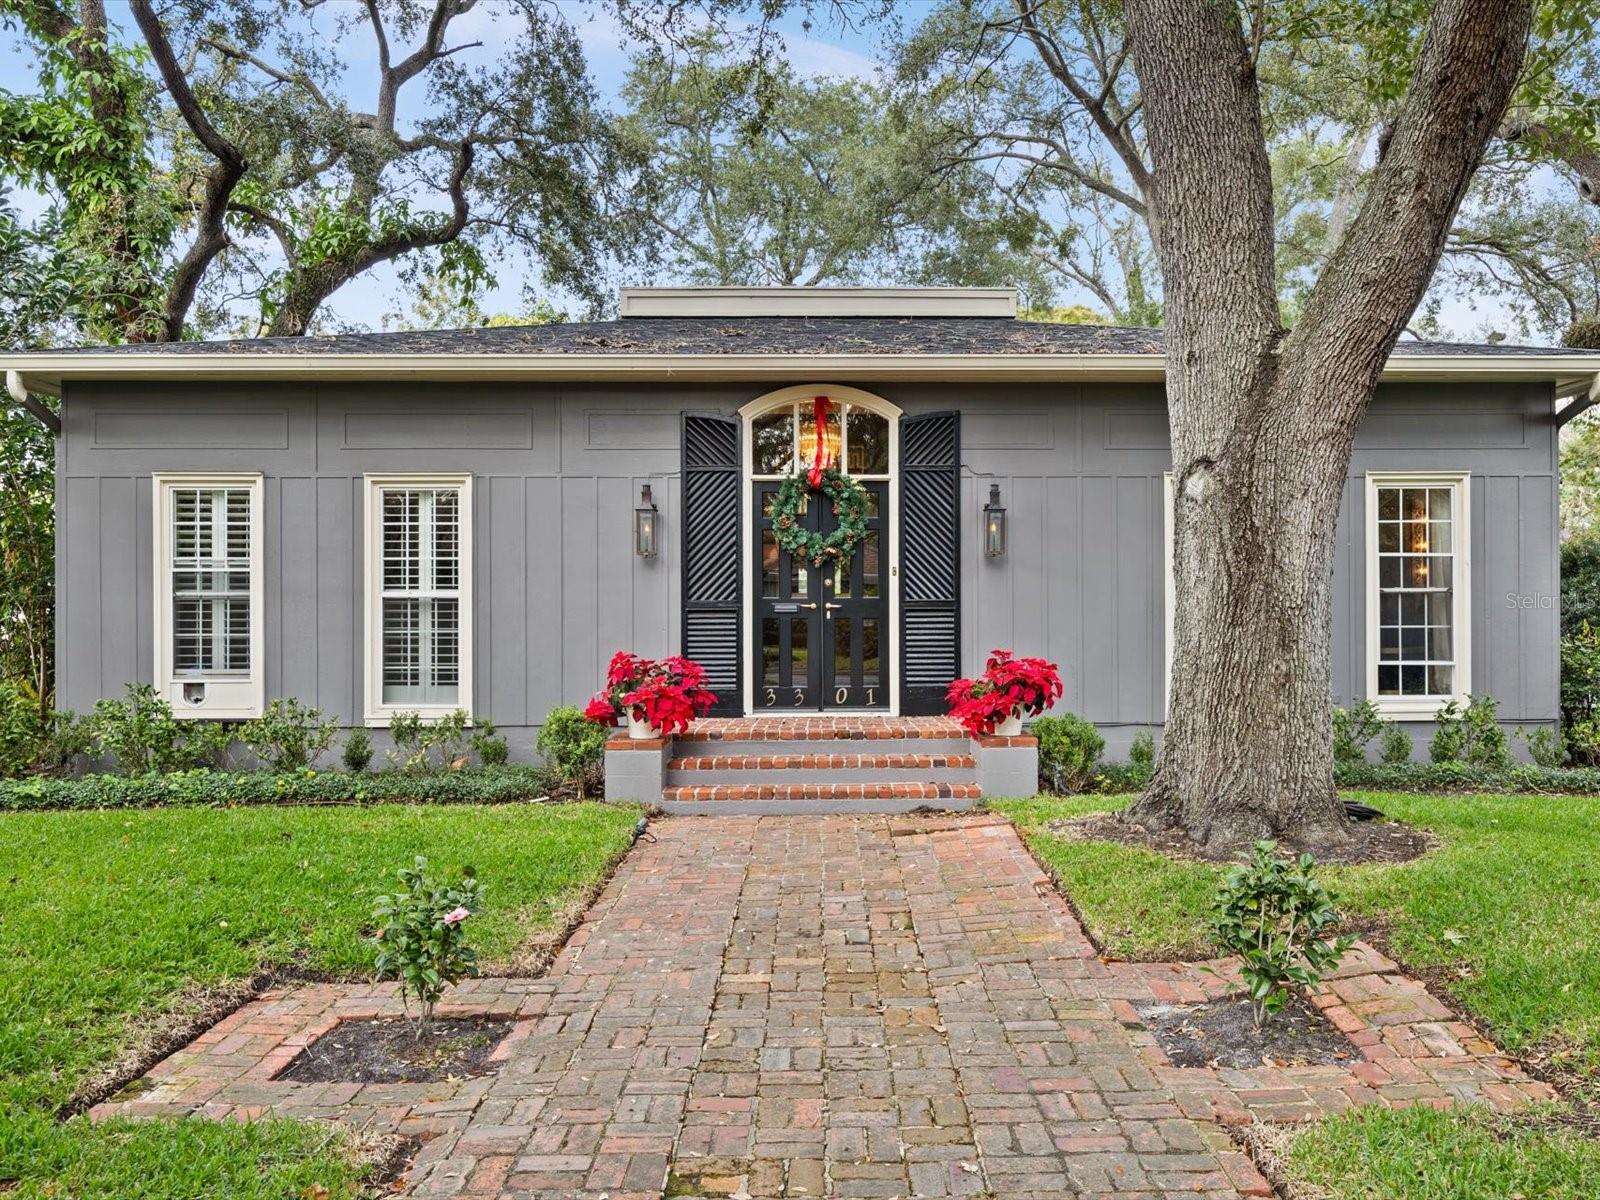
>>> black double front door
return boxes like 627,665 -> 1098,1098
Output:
754,480 -> 889,710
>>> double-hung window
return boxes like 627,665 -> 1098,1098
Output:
154,473 -> 264,718
364,474 -> 472,721
1365,471 -> 1471,715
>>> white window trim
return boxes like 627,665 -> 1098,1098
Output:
152,472 -> 265,720
363,472 -> 474,725
1365,470 -> 1472,718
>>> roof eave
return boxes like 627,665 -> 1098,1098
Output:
7,350 -> 1600,397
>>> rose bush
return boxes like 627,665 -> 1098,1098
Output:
947,650 -> 1063,736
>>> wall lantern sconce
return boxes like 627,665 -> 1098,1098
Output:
983,483 -> 1007,558
635,482 -> 659,558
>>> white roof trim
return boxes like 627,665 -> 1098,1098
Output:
618,286 -> 1018,319
7,351 -> 1600,397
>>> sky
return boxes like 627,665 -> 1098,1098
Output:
0,0 -> 1554,342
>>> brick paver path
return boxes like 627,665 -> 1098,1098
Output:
413,814 -> 1264,1199
102,813 -> 1552,1199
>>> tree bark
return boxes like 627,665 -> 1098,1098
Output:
1121,0 -> 1533,852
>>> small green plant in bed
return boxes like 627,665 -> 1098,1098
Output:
241,697 -> 337,770
371,856 -> 483,1036
1209,841 -> 1355,1026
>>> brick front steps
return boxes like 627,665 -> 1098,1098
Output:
607,716 -> 1025,812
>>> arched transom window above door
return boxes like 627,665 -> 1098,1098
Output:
750,397 -> 891,478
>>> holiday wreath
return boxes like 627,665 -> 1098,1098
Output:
771,466 -> 872,566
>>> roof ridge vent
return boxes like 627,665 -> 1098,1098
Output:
619,286 -> 1017,319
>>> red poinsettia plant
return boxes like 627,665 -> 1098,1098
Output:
946,649 -> 1063,736
583,651 -> 717,735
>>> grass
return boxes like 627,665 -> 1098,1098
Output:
998,791 -> 1600,1198
1284,1106 -> 1600,1199
995,791 -> 1600,1073
0,801 -> 639,1198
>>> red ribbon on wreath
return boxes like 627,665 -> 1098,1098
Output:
806,394 -> 834,490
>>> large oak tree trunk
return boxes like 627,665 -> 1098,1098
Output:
1120,0 -> 1533,852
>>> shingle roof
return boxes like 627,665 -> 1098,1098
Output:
49,316 -> 1584,358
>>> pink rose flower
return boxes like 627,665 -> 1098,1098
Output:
442,906 -> 471,926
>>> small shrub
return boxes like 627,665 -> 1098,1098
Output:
1128,729 -> 1156,779
387,711 -> 428,770
242,698 -> 336,771
1430,695 -> 1510,768
90,683 -> 183,774
1209,841 -> 1355,1027
1378,723 -> 1413,765
1331,700 -> 1383,766
1033,713 -> 1104,793
341,727 -> 374,773
431,709 -> 471,768
369,856 -> 483,1037
1560,621 -> 1600,765
1523,726 -> 1566,769
538,705 -> 607,799
471,716 -> 509,766
175,721 -> 237,770
0,682 -> 49,777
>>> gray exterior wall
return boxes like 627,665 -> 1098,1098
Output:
57,377 -> 1559,755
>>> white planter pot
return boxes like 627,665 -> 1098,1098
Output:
995,709 -> 1024,737
626,711 -> 655,740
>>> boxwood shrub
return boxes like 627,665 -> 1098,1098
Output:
0,763 -> 564,811
1332,759 -> 1600,795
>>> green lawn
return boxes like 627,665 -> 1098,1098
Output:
997,792 -> 1600,1070
1285,1106 -> 1600,1200
0,802 -> 638,1199
997,791 -> 1600,1200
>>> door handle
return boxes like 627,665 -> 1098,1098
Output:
824,602 -> 844,618
795,601 -> 818,610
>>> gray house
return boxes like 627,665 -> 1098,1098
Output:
6,287 -> 1597,788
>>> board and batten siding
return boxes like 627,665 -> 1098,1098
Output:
57,378 -> 1558,747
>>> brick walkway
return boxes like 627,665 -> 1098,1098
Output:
98,814 -> 1553,1199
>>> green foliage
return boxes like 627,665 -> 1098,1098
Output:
341,726 -> 373,774
1567,318 -> 1600,350
537,706 -> 607,799
88,683 -> 182,775
173,721 -> 237,771
471,717 -> 510,767
1561,621 -> 1600,765
1561,540 -> 1600,633
0,681 -> 48,777
387,709 -> 471,771
370,856 -> 483,1035
620,34 -> 1051,300
1524,725 -> 1568,769
1208,841 -> 1356,1026
1033,712 -> 1105,794
1332,700 -> 1384,766
1129,729 -> 1156,776
1378,723 -> 1415,765
1332,759 -> 1600,793
240,698 -> 336,771
0,764 -> 564,811
1430,696 -> 1512,768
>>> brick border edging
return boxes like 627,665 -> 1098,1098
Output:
67,816 -> 652,1122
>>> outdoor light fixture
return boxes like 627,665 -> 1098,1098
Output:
635,482 -> 659,558
983,483 -> 1007,558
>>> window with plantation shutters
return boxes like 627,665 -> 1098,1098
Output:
365,475 -> 473,720
154,473 -> 263,719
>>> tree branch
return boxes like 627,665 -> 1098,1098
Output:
1500,117 -> 1600,205
130,0 -> 249,341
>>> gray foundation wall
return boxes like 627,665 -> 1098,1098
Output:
57,378 -> 1560,757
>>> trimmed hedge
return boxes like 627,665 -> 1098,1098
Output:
0,764 -> 565,811
1333,760 -> 1600,795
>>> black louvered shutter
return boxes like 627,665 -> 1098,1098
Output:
900,411 -> 961,715
681,413 -> 742,716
